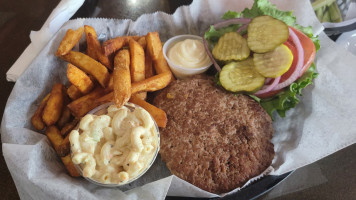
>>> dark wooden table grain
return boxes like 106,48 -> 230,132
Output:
0,1 -> 61,199
0,1 -> 355,200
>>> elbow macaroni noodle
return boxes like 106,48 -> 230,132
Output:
69,103 -> 159,184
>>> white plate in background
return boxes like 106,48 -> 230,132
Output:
336,29 -> 356,56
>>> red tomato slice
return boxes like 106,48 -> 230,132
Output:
289,27 -> 316,75
256,27 -> 316,99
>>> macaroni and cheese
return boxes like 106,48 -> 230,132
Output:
69,103 -> 159,184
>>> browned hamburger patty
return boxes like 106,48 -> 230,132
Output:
153,75 -> 274,194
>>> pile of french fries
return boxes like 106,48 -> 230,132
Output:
31,25 -> 174,177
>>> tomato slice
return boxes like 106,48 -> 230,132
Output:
256,27 -> 316,99
290,27 -> 316,75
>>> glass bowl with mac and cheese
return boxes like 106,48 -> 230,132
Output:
69,102 -> 160,187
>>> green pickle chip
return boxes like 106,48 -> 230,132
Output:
247,15 -> 289,53
253,44 -> 294,78
219,58 -> 265,93
212,32 -> 250,62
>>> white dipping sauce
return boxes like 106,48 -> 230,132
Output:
167,39 -> 211,69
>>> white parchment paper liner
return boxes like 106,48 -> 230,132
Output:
2,0 -> 356,199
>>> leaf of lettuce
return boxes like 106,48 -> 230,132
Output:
222,10 -> 243,19
311,36 -> 320,51
260,63 -> 318,119
204,24 -> 240,45
241,0 -> 296,26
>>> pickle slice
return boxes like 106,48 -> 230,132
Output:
253,44 -> 293,78
212,32 -> 250,62
247,15 -> 289,53
219,58 -> 265,93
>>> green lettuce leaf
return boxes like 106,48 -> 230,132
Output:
204,25 -> 240,46
259,64 -> 318,119
222,10 -> 243,19
240,0 -> 296,25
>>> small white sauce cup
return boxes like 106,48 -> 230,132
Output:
163,35 -> 212,79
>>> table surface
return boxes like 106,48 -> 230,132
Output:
0,0 -> 355,199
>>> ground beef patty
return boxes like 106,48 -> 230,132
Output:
153,75 -> 274,194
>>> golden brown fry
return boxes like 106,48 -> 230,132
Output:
131,71 -> 172,94
129,39 -> 145,82
57,132 -> 71,157
87,33 -> 113,70
84,25 -> 98,59
145,51 -> 154,79
153,50 -> 174,76
137,37 -> 147,49
42,84 -> 64,126
67,64 -> 94,94
61,155 -> 81,177
56,27 -> 84,56
67,85 -> 83,100
129,39 -> 146,100
129,96 -> 167,128
67,87 -> 106,118
126,36 -> 141,41
113,49 -> 131,108
62,85 -> 71,104
96,92 -> 114,104
60,118 -> 79,136
98,71 -> 172,102
31,93 -> 50,130
100,71 -> 173,102
46,125 -> 64,155
62,51 -> 110,88
102,36 -> 141,56
57,107 -> 72,129
146,32 -> 162,61
146,31 -> 173,80
102,37 -> 126,56
106,74 -> 114,92
58,90 -> 72,129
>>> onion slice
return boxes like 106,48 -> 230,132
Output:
254,76 -> 281,95
203,38 -> 221,72
272,27 -> 304,91
264,78 -> 272,84
236,23 -> 249,33
213,18 -> 251,29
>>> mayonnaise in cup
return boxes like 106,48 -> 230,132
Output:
163,35 -> 212,79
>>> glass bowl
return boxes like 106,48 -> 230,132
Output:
71,102 -> 160,187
